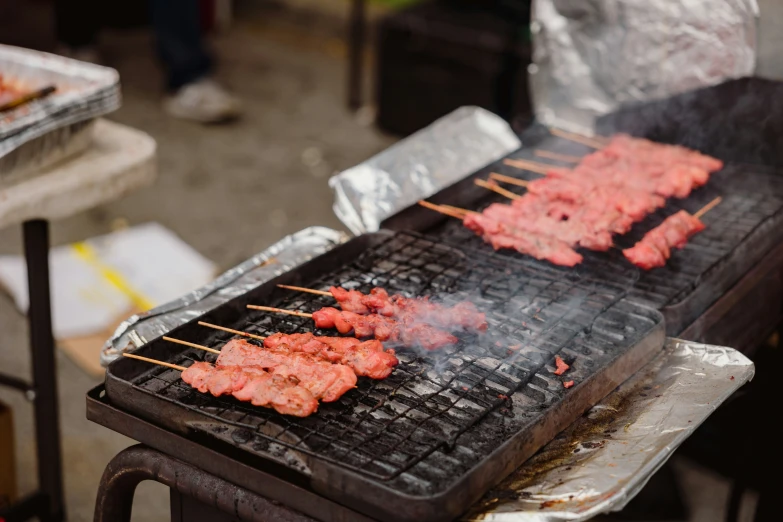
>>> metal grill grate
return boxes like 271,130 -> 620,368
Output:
118,231 -> 661,497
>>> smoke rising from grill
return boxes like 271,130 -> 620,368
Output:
596,78 -> 783,168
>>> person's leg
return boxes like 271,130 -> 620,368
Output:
149,0 -> 239,122
149,0 -> 212,91
54,0 -> 101,56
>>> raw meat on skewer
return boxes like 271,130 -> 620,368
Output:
122,353 -> 319,417
622,210 -> 706,270
216,339 -> 357,402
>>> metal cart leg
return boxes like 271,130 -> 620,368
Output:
347,0 -> 366,110
23,219 -> 65,522
94,445 -> 316,522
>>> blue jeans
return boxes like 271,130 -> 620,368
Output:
55,0 -> 212,90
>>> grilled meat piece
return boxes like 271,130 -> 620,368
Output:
263,332 -> 399,379
311,307 -> 458,350
328,286 -> 370,314
456,134 -> 720,267
623,210 -> 705,269
216,339 -> 357,402
553,355 -> 570,376
181,361 -> 318,417
463,213 -> 584,267
329,286 -> 488,333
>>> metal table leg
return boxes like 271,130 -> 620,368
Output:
347,0 -> 366,110
23,219 -> 65,522
94,445 -> 317,522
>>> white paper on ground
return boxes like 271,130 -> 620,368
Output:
0,222 -> 216,339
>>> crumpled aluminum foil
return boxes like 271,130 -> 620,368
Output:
0,44 -> 121,181
466,338 -> 754,521
101,226 -> 347,367
530,0 -> 759,135
329,106 -> 521,235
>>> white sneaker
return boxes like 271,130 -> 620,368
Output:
164,78 -> 241,123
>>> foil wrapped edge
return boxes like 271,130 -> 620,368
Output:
329,106 -> 521,235
530,0 -> 759,135
467,338 -> 754,521
0,43 -> 121,156
101,226 -> 348,367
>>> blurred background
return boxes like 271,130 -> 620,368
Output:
1,0 -> 782,520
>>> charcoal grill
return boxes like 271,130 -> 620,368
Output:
102,230 -> 663,522
381,133 -> 783,337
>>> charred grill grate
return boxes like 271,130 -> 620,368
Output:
117,231 -> 661,498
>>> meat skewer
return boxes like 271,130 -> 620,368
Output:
262,333 -> 398,379
622,197 -> 721,270
165,337 -> 357,402
122,353 -> 319,417
418,200 -> 466,220
247,304 -> 458,350
418,201 -> 585,266
277,284 -> 489,333
196,322 -> 399,379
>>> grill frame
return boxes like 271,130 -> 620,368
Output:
380,136 -> 783,336
105,230 -> 664,522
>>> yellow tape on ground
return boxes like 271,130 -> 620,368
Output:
71,242 -> 155,311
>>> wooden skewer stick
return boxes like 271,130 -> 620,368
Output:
277,284 -> 331,296
163,336 -> 221,354
0,85 -> 56,113
694,196 -> 722,219
475,178 -> 521,200
418,201 -> 466,220
534,150 -> 581,163
198,321 -> 266,341
489,172 -> 530,188
441,204 -> 478,216
247,305 -> 313,318
549,128 -> 608,148
123,353 -> 187,371
503,158 -> 550,175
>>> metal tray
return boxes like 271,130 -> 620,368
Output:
0,119 -> 94,185
381,136 -> 783,336
1,44 -> 120,179
105,230 -> 664,522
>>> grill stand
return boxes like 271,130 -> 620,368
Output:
94,445 -> 316,522
680,240 -> 783,351
86,387 -> 375,522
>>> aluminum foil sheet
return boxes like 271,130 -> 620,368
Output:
329,106 -> 521,235
466,338 -> 754,521
1,44 -> 121,181
101,226 -> 347,367
530,0 -> 759,135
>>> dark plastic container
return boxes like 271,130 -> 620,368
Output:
375,1 -> 532,135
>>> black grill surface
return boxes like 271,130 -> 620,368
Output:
382,136 -> 783,335
106,231 -> 663,522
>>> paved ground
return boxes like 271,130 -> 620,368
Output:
0,1 -> 769,521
